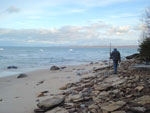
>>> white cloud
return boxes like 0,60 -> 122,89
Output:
40,0 -> 131,7
0,21 -> 140,46
6,6 -> 20,13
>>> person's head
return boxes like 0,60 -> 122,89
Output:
114,48 -> 117,51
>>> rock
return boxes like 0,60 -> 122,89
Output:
99,91 -> 110,96
37,96 -> 65,111
66,93 -> 84,102
59,85 -> 67,90
90,62 -> 94,64
111,111 -> 126,113
17,73 -> 28,78
94,84 -> 112,91
41,91 -> 49,94
135,86 -> 144,92
37,91 -> 48,97
37,93 -> 45,97
36,80 -> 44,86
132,95 -> 150,105
112,89 -> 119,94
45,107 -> 68,113
60,66 -> 66,69
130,64 -> 150,71
88,104 -> 99,110
50,66 -> 60,71
101,101 -> 126,112
129,107 -> 146,113
126,53 -> 139,59
7,66 -> 18,69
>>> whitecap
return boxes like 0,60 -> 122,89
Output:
69,49 -> 73,52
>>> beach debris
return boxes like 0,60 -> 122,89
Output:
36,96 -> 65,111
17,73 -> 28,78
50,66 -> 60,71
7,66 -> 18,69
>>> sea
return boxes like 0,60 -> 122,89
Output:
0,47 -> 138,77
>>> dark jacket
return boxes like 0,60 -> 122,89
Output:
111,49 -> 121,61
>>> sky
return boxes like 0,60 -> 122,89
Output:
0,0 -> 149,46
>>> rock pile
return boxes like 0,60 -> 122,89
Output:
34,58 -> 150,113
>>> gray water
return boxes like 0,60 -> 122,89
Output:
0,47 -> 138,77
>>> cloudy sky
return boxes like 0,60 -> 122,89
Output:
0,0 -> 149,46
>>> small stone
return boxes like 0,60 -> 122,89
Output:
41,91 -> 49,94
45,107 -> 68,113
50,66 -> 60,71
59,85 -> 67,90
101,101 -> 126,112
88,104 -> 98,109
66,93 -> 83,102
135,86 -> 144,92
129,107 -> 146,113
37,93 -> 45,97
132,95 -> 150,105
111,111 -> 126,113
0,99 -> 2,101
99,91 -> 109,96
17,73 -> 28,78
112,89 -> 119,94
94,84 -> 112,91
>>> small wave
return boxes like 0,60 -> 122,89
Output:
18,54 -> 28,57
69,49 -> 73,52
40,49 -> 44,52
0,48 -> 4,51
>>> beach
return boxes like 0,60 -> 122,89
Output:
0,61 -> 108,113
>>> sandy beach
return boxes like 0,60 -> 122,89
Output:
0,62 -> 108,113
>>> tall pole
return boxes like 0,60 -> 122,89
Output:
109,43 -> 111,68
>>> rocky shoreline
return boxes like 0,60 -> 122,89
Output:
34,57 -> 150,113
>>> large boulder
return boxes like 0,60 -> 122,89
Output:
50,66 -> 60,71
37,96 -> 65,111
126,53 -> 139,59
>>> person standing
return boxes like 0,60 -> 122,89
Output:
110,48 -> 121,74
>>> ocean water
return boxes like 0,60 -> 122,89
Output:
0,47 -> 138,77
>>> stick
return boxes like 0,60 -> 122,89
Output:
109,43 -> 111,69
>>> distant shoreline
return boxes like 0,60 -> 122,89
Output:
0,45 -> 138,48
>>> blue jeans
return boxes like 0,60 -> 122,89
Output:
113,60 -> 118,74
